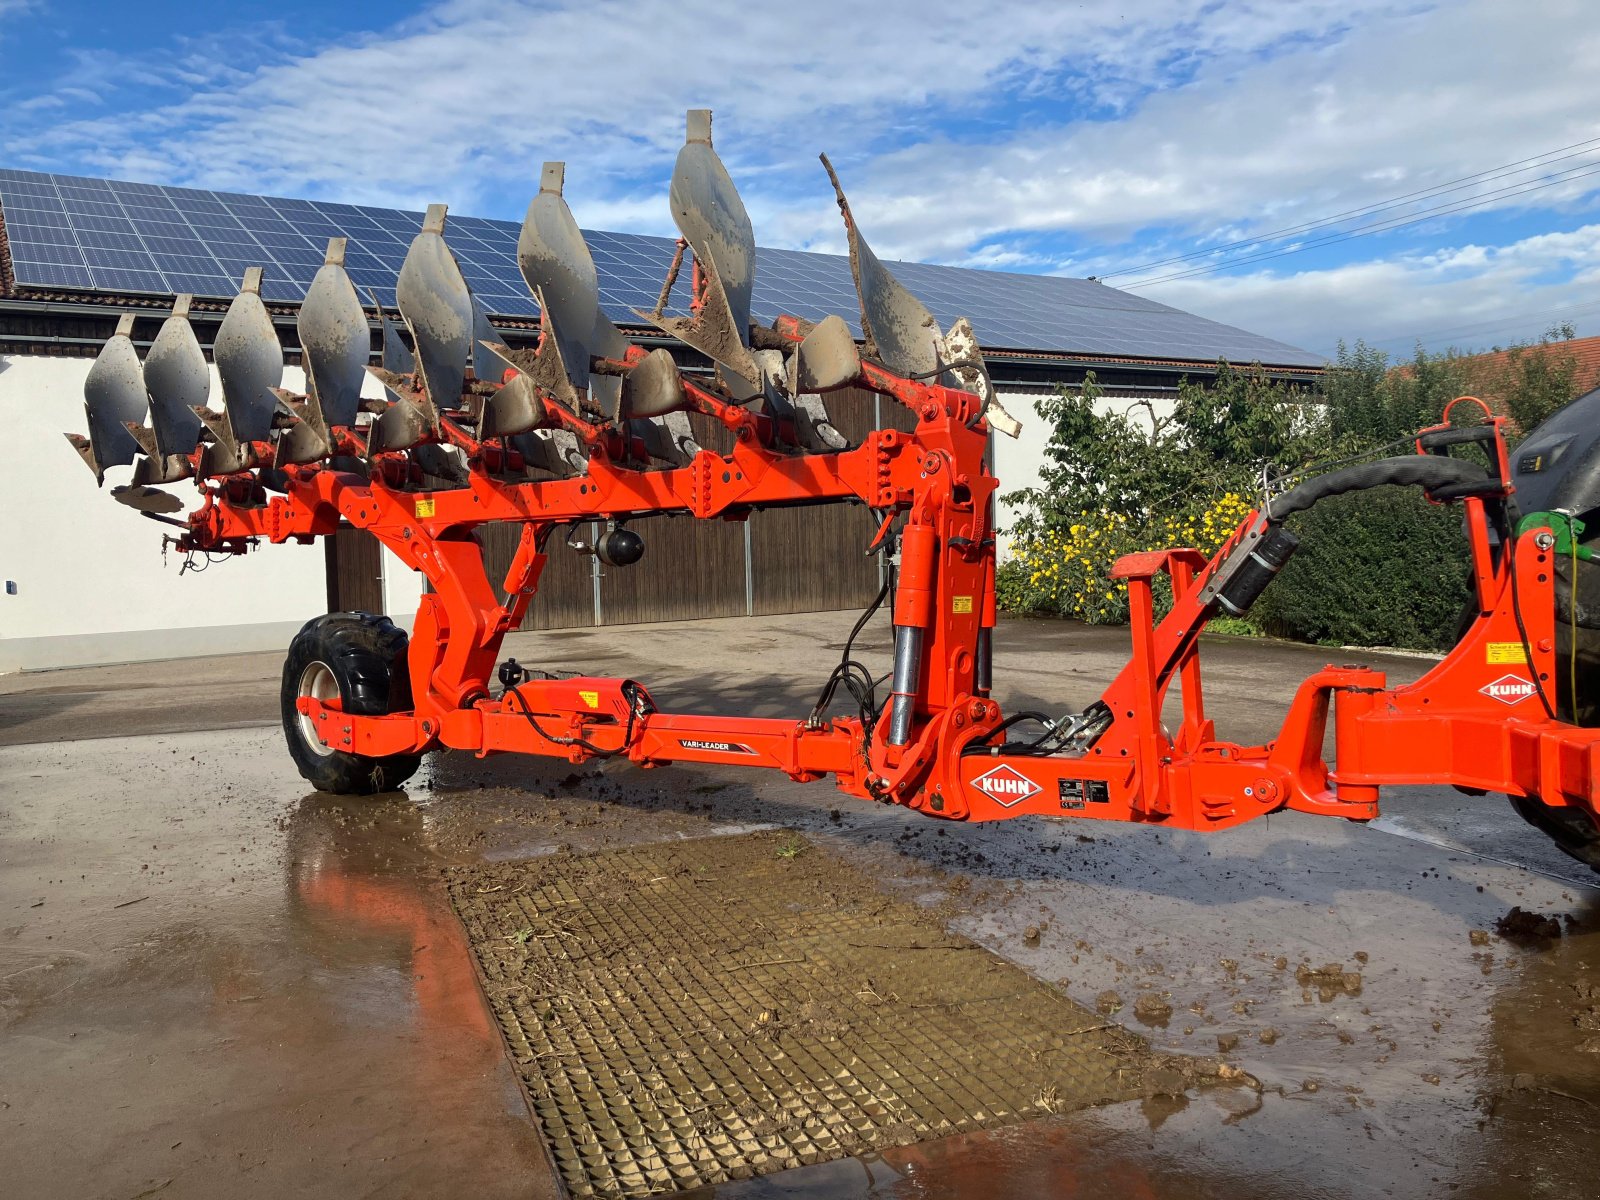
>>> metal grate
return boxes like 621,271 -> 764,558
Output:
447,831 -> 1190,1198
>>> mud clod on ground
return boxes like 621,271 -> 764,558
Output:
1295,962 -> 1363,1000
1133,992 -> 1173,1027
1496,906 -> 1564,943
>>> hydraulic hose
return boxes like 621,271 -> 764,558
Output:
1208,454 -> 1496,620
1267,455 -> 1491,522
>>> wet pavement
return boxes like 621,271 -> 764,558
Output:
2,613 -> 1598,1198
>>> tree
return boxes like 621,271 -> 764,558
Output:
1005,364 -> 1329,544
1465,323 -> 1584,434
1326,340 -> 1472,446
999,365 -> 1327,624
1174,361 -> 1326,476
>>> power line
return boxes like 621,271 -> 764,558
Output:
1129,160 -> 1600,287
1365,297 -> 1600,350
1124,160 -> 1600,289
1099,135 -> 1600,281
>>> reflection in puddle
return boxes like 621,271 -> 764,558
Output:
285,791 -> 501,1066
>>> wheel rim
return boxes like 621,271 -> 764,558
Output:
296,660 -> 340,757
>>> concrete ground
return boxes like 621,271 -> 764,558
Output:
2,611 -> 1597,1199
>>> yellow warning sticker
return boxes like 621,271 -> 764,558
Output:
414,497 -> 436,518
578,690 -> 600,709
952,595 -> 974,614
1487,641 -> 1528,664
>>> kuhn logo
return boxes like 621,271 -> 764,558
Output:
1480,673 -> 1538,706
972,764 -> 1042,808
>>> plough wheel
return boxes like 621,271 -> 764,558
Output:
280,612 -> 422,794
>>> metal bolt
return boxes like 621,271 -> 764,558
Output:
1535,531 -> 1556,550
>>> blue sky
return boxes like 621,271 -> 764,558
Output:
2,0 -> 1598,360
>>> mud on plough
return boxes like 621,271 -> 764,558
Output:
60,111 -> 1600,872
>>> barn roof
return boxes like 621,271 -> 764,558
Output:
0,167 -> 1324,371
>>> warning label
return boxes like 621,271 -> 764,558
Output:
952,595 -> 974,614
1486,641 -> 1528,664
414,497 -> 436,518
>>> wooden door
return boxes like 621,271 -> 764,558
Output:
325,526 -> 385,614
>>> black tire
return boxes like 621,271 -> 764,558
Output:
280,612 -> 423,794
1509,795 -> 1600,875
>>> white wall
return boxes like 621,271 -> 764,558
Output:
382,545 -> 424,629
0,353 -> 415,673
0,354 -> 1163,670
990,390 -> 1175,558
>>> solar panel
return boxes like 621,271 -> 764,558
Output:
0,167 -> 1324,366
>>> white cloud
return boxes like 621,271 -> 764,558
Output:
14,0 -> 1415,216
0,0 -> 37,33
835,0 -> 1600,259
10,0 -> 1600,357
786,0 -> 1600,354
1151,224 -> 1600,358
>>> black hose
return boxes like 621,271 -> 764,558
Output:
1506,534 -> 1559,720
964,710 -> 1057,754
506,681 -> 646,759
985,710 -> 1055,739
1267,455 -> 1490,522
809,571 -> 892,731
507,685 -> 609,756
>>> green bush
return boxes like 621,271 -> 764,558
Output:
1255,487 -> 1470,650
1002,492 -> 1254,625
999,333 -> 1587,649
997,343 -> 1524,649
999,364 -> 1321,625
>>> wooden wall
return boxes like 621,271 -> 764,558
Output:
599,512 -> 747,626
325,526 -> 384,614
477,521 -> 597,630
749,501 -> 879,616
